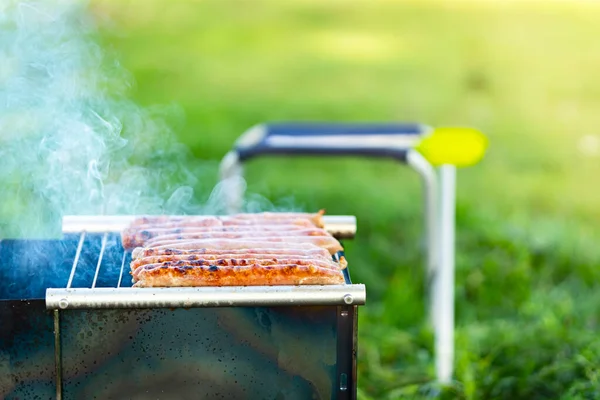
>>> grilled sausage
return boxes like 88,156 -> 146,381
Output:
133,263 -> 344,287
123,222 -> 322,249
131,252 -> 342,271
142,228 -> 331,247
144,237 -> 344,255
131,246 -> 332,260
131,257 -> 345,281
224,210 -> 325,228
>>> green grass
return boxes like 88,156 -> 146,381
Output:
91,0 -> 600,398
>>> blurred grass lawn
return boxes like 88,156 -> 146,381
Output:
93,0 -> 600,398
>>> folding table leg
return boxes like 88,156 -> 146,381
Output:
436,165 -> 456,383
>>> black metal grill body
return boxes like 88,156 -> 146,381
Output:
0,233 -> 361,399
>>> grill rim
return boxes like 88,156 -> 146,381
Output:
45,284 -> 366,310
43,215 -> 364,310
61,215 -> 357,239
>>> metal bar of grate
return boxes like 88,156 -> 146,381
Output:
66,232 -> 86,289
46,284 -> 367,309
117,250 -> 127,288
91,232 -> 108,289
62,215 -> 357,239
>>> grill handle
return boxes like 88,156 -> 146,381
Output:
233,122 -> 429,162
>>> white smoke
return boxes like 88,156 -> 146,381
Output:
0,0 -> 208,237
0,0 -> 307,241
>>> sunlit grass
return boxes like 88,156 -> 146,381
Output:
92,0 -> 600,398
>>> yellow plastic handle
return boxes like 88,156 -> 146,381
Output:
415,127 -> 488,167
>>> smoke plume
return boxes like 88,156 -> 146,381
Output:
0,0 -> 215,238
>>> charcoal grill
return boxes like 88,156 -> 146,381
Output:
0,215 -> 365,399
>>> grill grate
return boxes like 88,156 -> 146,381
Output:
44,216 -> 366,310
91,232 -> 107,288
65,231 -> 85,289
61,231 -> 131,290
59,232 -> 352,291
117,250 -> 127,288
0,215 -> 363,400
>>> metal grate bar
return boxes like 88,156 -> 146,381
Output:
46,284 -> 367,309
91,232 -> 108,289
53,309 -> 62,399
117,251 -> 127,288
62,215 -> 357,239
66,232 -> 86,289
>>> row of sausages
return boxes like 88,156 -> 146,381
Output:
121,211 -> 347,287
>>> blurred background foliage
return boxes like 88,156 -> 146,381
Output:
90,0 -> 600,398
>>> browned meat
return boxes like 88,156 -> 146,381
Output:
122,210 -> 348,288
144,237 -> 344,255
130,253 -> 342,272
224,210 -> 325,228
122,217 -> 222,248
142,228 -> 331,247
131,257 -> 345,281
221,219 -> 316,228
133,263 -> 344,287
123,224 -> 321,249
131,246 -> 332,260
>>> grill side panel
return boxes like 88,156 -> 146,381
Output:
0,300 -> 55,399
57,306 -> 341,399
0,303 -> 358,399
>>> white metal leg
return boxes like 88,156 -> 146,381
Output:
406,150 -> 440,325
436,165 -> 456,383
